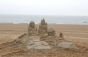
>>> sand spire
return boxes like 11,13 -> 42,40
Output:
38,18 -> 48,34
28,21 -> 37,36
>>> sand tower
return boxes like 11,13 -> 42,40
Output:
38,19 -> 48,34
28,21 -> 37,36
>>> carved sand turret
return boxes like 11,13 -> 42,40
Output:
28,21 -> 37,36
38,19 -> 48,34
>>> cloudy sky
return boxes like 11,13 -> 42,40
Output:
0,0 -> 88,16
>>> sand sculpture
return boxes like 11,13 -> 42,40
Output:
27,19 -> 58,47
27,19 -> 79,49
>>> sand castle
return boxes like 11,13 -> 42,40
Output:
26,19 -> 78,49
27,19 -> 63,46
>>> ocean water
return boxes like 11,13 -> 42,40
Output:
0,15 -> 88,24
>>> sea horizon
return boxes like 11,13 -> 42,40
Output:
0,15 -> 88,25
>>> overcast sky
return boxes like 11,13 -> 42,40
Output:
0,0 -> 88,16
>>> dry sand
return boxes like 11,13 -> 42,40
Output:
0,24 -> 88,57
